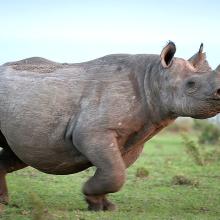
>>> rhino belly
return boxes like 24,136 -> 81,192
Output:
8,141 -> 92,175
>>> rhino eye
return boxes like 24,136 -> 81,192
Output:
185,79 -> 198,93
186,80 -> 196,88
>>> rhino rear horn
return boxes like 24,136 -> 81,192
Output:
199,43 -> 203,53
216,64 -> 220,72
188,43 -> 206,67
188,43 -> 212,71
160,41 -> 176,68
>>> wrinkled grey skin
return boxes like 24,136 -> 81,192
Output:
0,42 -> 220,211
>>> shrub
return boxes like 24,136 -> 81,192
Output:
166,118 -> 193,133
135,167 -> 149,178
172,175 -> 199,187
29,192 -> 45,220
199,123 -> 220,145
193,119 -> 220,145
182,134 -> 204,166
203,147 -> 220,164
182,134 -> 220,165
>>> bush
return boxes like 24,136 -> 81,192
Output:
135,167 -> 149,178
199,123 -> 220,145
29,192 -> 45,220
166,118 -> 193,133
203,147 -> 220,164
182,134 -> 204,166
182,134 -> 220,165
193,119 -> 220,145
172,175 -> 199,187
30,192 -> 54,220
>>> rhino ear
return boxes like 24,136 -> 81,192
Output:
188,43 -> 211,71
160,41 -> 176,68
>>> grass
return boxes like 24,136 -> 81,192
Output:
1,131 -> 220,220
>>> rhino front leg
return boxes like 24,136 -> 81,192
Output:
73,130 -> 126,211
122,144 -> 144,168
0,148 -> 27,204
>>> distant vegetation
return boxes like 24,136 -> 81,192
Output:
194,119 -> 220,145
168,118 -> 220,145
169,118 -> 220,166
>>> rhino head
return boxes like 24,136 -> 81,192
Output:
153,42 -> 220,119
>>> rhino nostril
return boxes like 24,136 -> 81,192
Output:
215,88 -> 220,97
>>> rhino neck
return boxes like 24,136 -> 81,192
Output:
143,56 -> 177,125
122,56 -> 177,150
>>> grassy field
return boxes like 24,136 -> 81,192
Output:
1,131 -> 220,220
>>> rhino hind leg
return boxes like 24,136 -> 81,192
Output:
0,148 -> 27,204
73,130 -> 126,211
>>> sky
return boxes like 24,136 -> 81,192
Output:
0,0 -> 219,68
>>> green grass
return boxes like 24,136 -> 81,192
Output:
1,131 -> 220,220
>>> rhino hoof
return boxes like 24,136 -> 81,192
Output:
85,195 -> 103,211
103,198 -> 117,211
85,195 -> 117,211
88,203 -> 103,211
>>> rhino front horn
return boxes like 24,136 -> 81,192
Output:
160,41 -> 176,68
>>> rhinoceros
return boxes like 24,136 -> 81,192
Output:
0,42 -> 219,211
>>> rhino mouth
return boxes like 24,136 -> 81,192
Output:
193,110 -> 219,119
206,88 -> 220,101
210,97 -> 220,101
